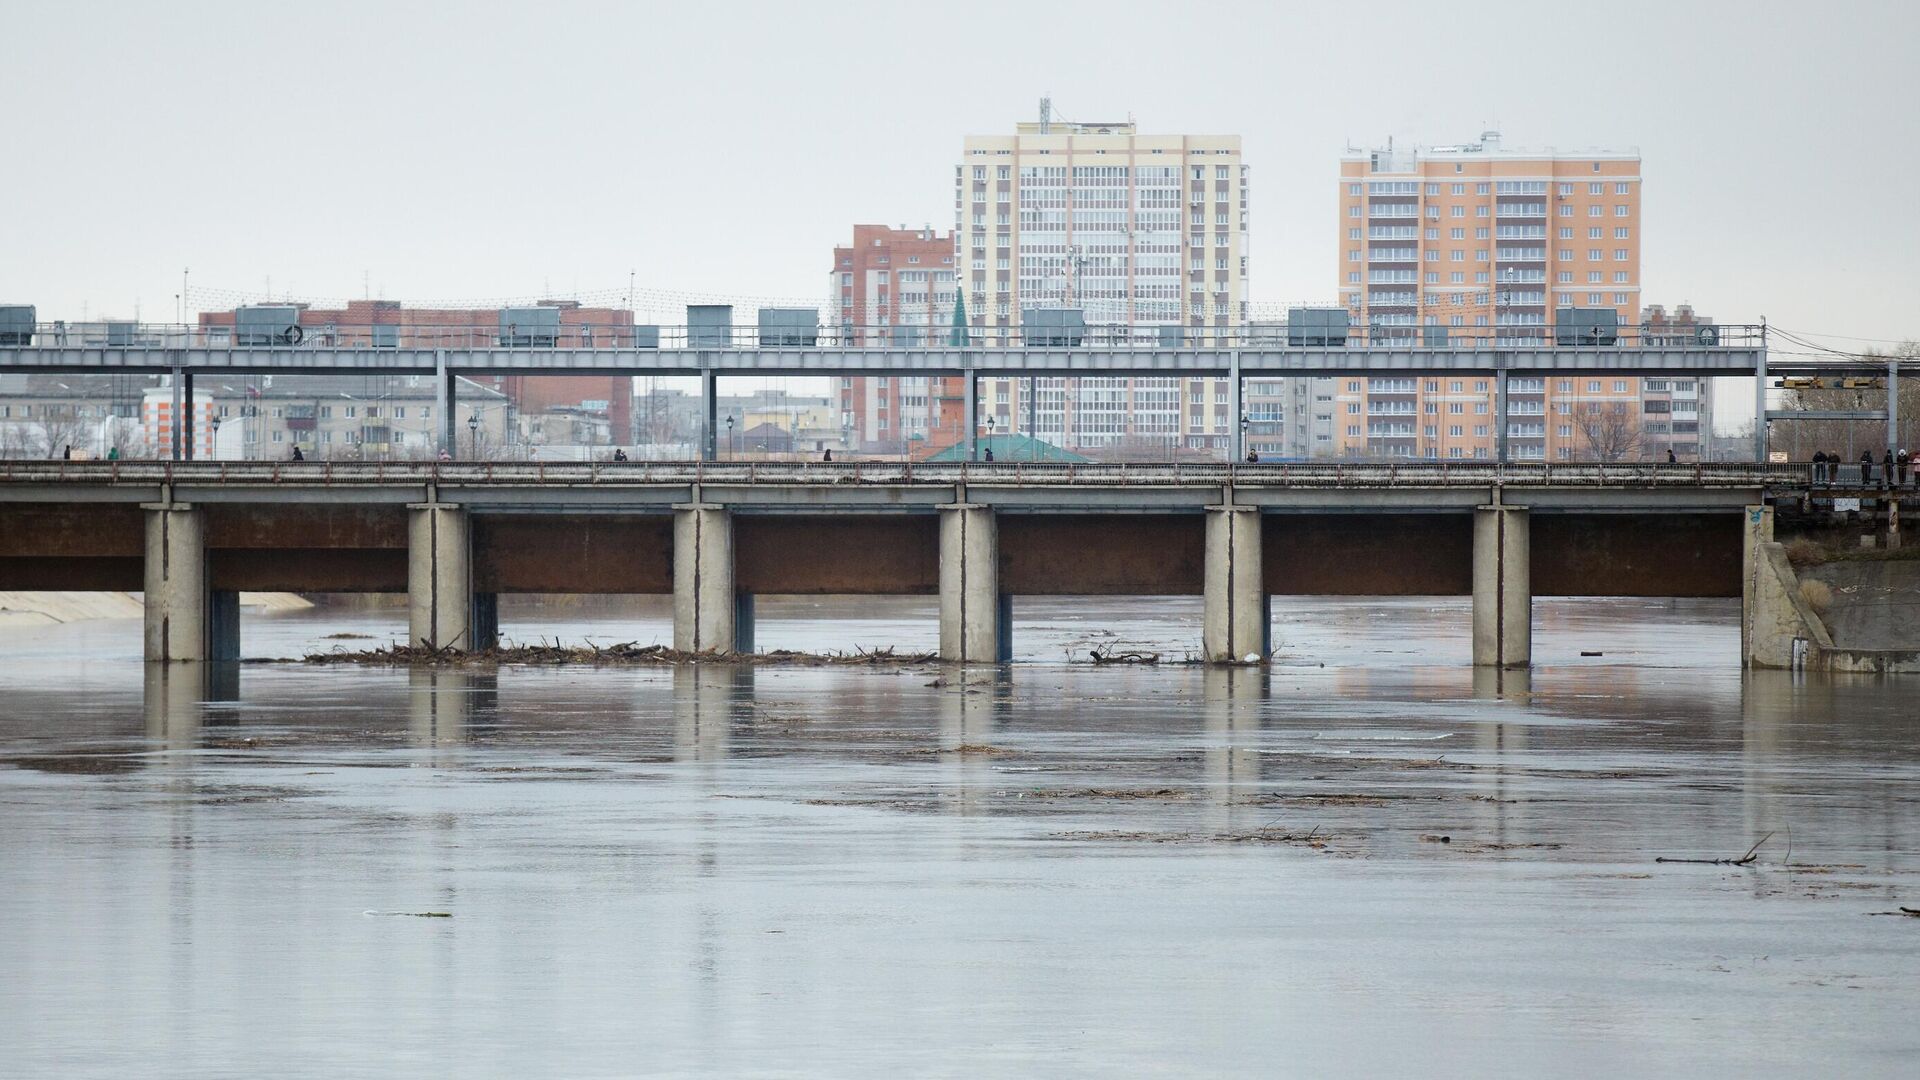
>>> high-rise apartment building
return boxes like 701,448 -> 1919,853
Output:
830,225 -> 963,454
959,109 -> 1249,451
1332,133 -> 1674,460
1338,131 -> 1640,337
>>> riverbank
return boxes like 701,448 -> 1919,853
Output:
0,591 -> 312,629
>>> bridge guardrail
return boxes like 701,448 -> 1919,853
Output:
4,320 -> 1771,351
0,460 -> 1815,488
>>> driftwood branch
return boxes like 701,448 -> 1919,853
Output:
1656,831 -> 1775,866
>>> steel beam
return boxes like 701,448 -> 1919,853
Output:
0,343 -> 1770,378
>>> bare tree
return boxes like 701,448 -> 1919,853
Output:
1770,342 -> 1920,461
35,405 -> 89,460
1572,401 -> 1645,462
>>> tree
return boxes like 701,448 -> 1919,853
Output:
1572,400 -> 1645,462
35,405 -> 89,460
1769,341 -> 1920,461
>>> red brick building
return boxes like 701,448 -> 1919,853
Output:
830,226 -> 964,455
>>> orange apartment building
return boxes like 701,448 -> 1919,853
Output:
1335,132 -> 1665,460
831,225 -> 965,455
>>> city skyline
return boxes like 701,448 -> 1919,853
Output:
2,0 -> 1916,354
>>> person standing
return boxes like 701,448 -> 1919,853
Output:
1811,449 -> 1827,485
1884,449 -> 1895,488
1666,447 -> 1677,464
1860,449 -> 1875,485
1899,447 -> 1911,487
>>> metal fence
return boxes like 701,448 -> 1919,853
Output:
2,320 -> 1770,351
0,460 -> 1815,488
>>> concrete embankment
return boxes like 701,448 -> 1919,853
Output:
1750,541 -> 1920,672
0,591 -> 312,629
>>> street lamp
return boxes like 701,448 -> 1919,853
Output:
467,411 -> 479,459
725,414 -> 735,460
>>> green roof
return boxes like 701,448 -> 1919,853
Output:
924,433 -> 1088,463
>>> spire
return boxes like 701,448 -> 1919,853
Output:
949,286 -> 970,347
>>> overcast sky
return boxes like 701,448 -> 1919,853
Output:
4,0 -> 1916,351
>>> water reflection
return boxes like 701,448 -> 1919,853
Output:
2,601 -> 1917,1078
406,667 -> 497,751
674,665 -> 750,763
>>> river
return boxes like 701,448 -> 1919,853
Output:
1,597 -> 1914,1077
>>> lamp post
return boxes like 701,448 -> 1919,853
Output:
725,414 -> 734,460
468,411 -> 479,459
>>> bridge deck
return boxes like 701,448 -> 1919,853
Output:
0,344 -> 1766,376
0,461 -> 1806,513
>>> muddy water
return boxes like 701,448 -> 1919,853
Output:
1,598 -> 1915,1078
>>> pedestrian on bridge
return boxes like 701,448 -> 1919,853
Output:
1246,450 -> 1260,464
1666,448 -> 1677,464
822,448 -> 832,462
291,445 -> 304,462
1884,450 -> 1895,488
1860,449 -> 1874,485
1811,450 -> 1828,485
1899,448 -> 1910,487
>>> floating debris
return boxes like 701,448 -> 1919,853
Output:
298,641 -> 938,668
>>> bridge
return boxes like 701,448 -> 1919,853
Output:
0,321 -> 1778,462
1,461 -> 1805,669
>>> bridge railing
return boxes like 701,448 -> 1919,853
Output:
2,320 -> 1770,351
0,460 -> 1815,488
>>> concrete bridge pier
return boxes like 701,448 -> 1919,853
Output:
1472,505 -> 1531,668
674,503 -> 739,653
1204,505 -> 1267,662
408,502 -> 477,651
142,503 -> 238,662
1740,504 -> 1775,665
940,504 -> 1008,662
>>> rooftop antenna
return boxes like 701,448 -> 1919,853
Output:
1040,94 -> 1051,134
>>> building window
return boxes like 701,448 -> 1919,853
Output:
1450,205 -> 1464,218
1449,227 -> 1465,240
1349,205 -> 1362,217
1348,227 -> 1362,240
1475,206 -> 1489,218
1617,205 -> 1630,216
1615,271 -> 1629,283
1616,227 -> 1630,239
1616,182 -> 1631,194
1614,249 -> 1629,261
1588,205 -> 1603,217
1558,227 -> 1573,239
1614,292 -> 1629,304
